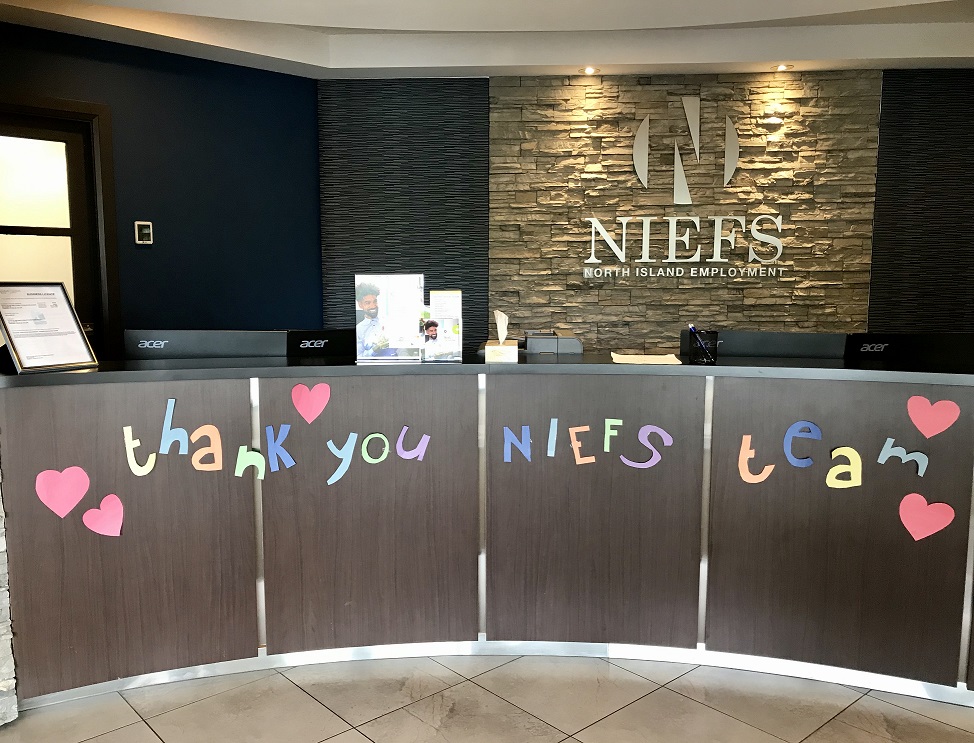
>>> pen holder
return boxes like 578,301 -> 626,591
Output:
688,330 -> 719,365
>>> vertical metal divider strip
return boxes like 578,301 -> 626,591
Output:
478,373 -> 488,641
956,454 -> 974,685
696,376 -> 715,648
250,378 -> 268,655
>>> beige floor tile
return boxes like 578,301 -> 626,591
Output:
869,690 -> 974,734
85,721 -> 163,742
668,665 -> 861,743
0,693 -> 139,743
121,670 -> 278,718
325,731 -> 373,743
146,673 -> 348,743
430,655 -> 519,679
284,657 -> 464,726
358,680 -> 563,743
837,695 -> 974,743
606,659 -> 697,685
574,687 -> 781,743
804,719 -> 893,742
474,656 -> 657,735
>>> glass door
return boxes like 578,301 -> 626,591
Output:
0,115 -> 104,354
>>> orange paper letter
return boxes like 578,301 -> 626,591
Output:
738,434 -> 774,483
569,426 -> 596,465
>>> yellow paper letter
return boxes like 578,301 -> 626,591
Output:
124,425 -> 156,477
826,446 -> 862,489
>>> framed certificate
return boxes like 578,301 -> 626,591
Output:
0,283 -> 98,373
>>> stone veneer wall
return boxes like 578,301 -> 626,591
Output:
489,72 -> 882,353
0,486 -> 15,724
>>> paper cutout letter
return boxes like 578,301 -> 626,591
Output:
124,426 -> 157,477
620,425 -> 673,469
907,396 -> 960,439
190,425 -> 223,471
738,435 -> 774,483
159,398 -> 189,455
362,433 -> 390,464
604,419 -> 623,452
547,418 -> 558,457
503,426 -> 531,463
877,438 -> 928,477
899,492 -> 955,541
396,427 -> 430,461
82,494 -> 123,537
234,447 -> 266,480
265,425 -> 296,473
784,421 -> 821,468
292,383 -> 331,424
326,432 -> 359,484
35,466 -> 90,518
569,426 -> 596,465
826,446 -> 862,489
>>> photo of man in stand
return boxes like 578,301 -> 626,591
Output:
355,281 -> 391,357
353,274 -> 425,361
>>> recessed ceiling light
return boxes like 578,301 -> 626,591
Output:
580,67 -> 600,75
774,64 -> 794,71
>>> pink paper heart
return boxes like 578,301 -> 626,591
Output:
35,466 -> 90,518
907,396 -> 960,439
82,494 -> 124,537
899,493 -> 954,541
291,383 -> 331,424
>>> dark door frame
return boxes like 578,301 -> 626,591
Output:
0,94 -> 122,360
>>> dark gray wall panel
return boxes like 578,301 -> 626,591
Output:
870,70 -> 974,331
318,79 -> 489,354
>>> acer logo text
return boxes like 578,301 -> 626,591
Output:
861,344 -> 889,352
299,340 -> 328,349
138,340 -> 168,349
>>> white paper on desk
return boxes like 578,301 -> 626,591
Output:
611,352 -> 683,365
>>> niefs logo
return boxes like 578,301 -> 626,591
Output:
632,96 -> 740,206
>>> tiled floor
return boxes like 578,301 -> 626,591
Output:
1,657 -> 973,742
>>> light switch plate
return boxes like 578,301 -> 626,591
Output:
135,221 -> 153,245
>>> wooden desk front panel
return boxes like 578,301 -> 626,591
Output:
487,374 -> 705,646
708,377 -> 973,685
1,381 -> 257,699
260,375 -> 479,652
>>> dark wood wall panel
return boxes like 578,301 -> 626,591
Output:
487,374 -> 704,646
1,381 -> 257,699
708,377 -> 973,685
260,375 -> 479,652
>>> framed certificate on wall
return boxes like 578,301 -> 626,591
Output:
0,282 -> 98,373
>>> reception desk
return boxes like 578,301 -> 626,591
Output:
1,357 -> 973,706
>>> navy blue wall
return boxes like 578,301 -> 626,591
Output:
0,22 -> 321,331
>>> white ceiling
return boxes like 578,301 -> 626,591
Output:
1,0 -> 974,76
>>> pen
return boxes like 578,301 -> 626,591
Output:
688,323 -> 716,364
